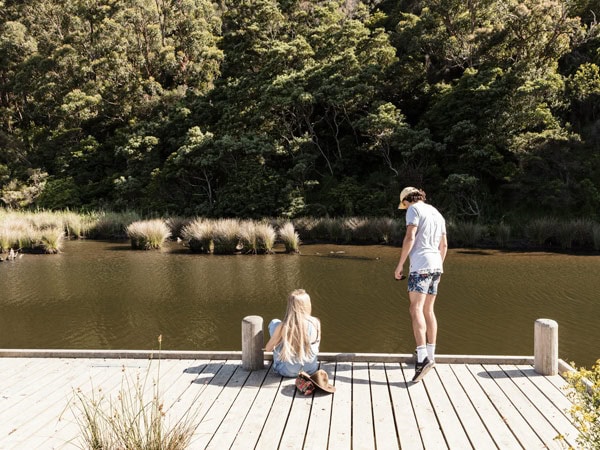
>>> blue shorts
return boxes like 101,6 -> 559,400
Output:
408,272 -> 442,295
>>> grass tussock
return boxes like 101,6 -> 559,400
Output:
182,218 -> 214,253
211,218 -> 241,254
448,221 -> 487,248
278,222 -> 301,253
67,336 -> 199,449
126,219 -> 171,250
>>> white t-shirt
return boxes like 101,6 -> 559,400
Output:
406,202 -> 446,274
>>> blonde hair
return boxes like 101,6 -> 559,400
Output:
278,289 -> 320,363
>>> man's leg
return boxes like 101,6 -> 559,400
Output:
409,290 -> 435,382
424,294 -> 437,362
408,291 -> 427,348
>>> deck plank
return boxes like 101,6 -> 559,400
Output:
450,363 -> 522,449
327,362 -> 352,450
436,363 -> 497,448
385,362 -> 424,450
303,362 -> 335,449
229,363 -> 282,450
424,364 -> 472,449
369,362 -> 399,450
507,365 -> 579,448
0,355 -> 580,450
404,363 -> 448,449
352,362 -> 375,450
254,373 -> 296,450
483,364 -> 566,450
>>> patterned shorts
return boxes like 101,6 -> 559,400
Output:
408,271 -> 442,295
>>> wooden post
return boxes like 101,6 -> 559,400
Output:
534,319 -> 558,376
242,315 -> 264,370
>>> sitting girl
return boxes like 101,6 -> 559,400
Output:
264,289 -> 321,377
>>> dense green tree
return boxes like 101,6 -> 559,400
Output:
0,0 -> 599,221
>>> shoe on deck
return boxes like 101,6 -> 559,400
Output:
412,357 -> 435,383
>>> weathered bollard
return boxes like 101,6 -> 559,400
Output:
242,315 -> 264,370
534,318 -> 558,375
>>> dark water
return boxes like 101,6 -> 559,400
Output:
0,240 -> 598,368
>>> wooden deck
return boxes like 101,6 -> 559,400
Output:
0,351 -> 579,449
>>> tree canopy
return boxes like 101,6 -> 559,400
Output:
1,0 -> 600,222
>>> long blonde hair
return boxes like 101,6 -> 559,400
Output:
278,289 -> 320,363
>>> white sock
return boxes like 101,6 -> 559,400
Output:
427,343 -> 436,362
416,345 -> 427,362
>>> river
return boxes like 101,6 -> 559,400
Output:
0,240 -> 598,368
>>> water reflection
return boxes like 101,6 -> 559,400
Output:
0,240 -> 598,367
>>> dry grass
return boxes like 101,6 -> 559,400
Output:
67,336 -> 199,449
126,219 -> 171,250
278,222 -> 301,253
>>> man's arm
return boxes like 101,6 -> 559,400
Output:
395,224 -> 417,279
439,233 -> 448,262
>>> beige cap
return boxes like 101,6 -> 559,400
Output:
398,187 -> 419,209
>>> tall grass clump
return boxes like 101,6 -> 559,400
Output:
89,210 -> 141,239
255,221 -> 276,253
182,218 -> 213,253
126,219 -> 171,250
278,222 -> 301,253
212,218 -> 241,254
239,220 -> 258,254
38,227 -> 65,253
448,221 -> 486,247
526,217 -> 560,247
494,223 -> 512,248
345,217 -> 372,243
67,336 -> 199,449
593,223 -> 600,251
564,360 -> 600,449
166,216 -> 190,240
292,217 -> 320,241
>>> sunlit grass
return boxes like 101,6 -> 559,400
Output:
212,218 -> 241,254
182,218 -> 214,253
278,222 -> 301,253
126,219 -> 171,250
255,221 -> 276,254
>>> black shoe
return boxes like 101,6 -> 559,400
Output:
412,357 -> 435,383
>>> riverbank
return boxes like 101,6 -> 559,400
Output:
2,208 -> 600,255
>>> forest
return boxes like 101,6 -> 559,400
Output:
1,0 -> 600,224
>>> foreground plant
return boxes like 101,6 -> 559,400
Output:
67,336 -> 199,449
564,359 -> 600,449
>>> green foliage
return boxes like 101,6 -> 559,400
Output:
564,360 -> 600,449
0,0 -> 599,222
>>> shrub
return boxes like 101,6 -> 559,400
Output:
278,222 -> 301,253
89,211 -> 141,239
182,218 -> 213,253
494,223 -> 511,248
593,223 -> 600,251
212,218 -> 241,254
564,360 -> 600,449
255,221 -> 276,254
126,219 -> 171,250
448,221 -> 486,247
239,220 -> 258,254
526,217 -> 560,247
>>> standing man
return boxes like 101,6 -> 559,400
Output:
394,187 -> 448,382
